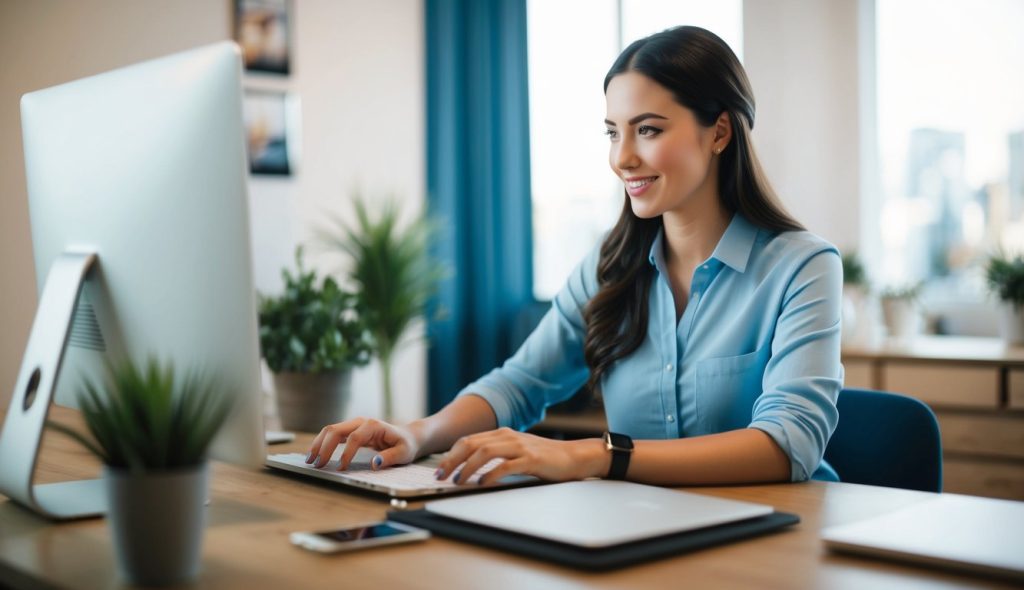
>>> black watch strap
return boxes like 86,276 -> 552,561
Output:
603,431 -> 634,480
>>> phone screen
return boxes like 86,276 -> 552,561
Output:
313,523 -> 411,543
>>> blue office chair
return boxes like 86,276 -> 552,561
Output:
823,387 -> 943,493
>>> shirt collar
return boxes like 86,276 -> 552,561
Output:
647,213 -> 758,273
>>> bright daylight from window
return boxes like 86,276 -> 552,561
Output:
527,0 -> 743,300
872,0 -> 1024,319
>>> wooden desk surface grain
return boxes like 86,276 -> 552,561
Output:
0,407 -> 1018,590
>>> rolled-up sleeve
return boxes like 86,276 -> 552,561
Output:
749,247 -> 843,481
455,245 -> 600,430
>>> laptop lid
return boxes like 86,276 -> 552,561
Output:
822,494 -> 1024,581
265,448 -> 536,498
424,480 -> 774,548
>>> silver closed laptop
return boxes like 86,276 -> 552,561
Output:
424,479 -> 774,548
823,493 -> 1024,581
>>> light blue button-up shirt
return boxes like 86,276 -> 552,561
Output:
457,213 -> 843,481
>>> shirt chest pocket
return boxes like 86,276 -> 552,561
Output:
694,345 -> 769,434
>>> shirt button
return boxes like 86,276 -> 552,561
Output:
702,264 -> 709,270
666,414 -> 675,422
665,363 -> 673,372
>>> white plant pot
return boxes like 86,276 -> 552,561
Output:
881,297 -> 921,340
1001,303 -> 1024,345
105,463 -> 209,586
273,370 -> 353,433
841,286 -> 866,345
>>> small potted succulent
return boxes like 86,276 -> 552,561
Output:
318,195 -> 445,422
986,252 -> 1024,344
47,357 -> 230,586
258,246 -> 372,431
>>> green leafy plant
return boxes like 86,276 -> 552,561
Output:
841,251 -> 868,288
880,282 -> 923,302
318,195 -> 446,421
986,252 -> 1024,311
47,358 -> 230,473
258,247 -> 373,373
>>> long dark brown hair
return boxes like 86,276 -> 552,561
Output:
582,26 -> 803,394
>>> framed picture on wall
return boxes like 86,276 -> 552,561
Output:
234,0 -> 292,75
243,89 -> 300,176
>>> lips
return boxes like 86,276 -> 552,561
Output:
625,176 -> 658,197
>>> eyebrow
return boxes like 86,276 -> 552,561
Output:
604,112 -> 669,127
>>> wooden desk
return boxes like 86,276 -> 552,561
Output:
0,407 -> 1018,589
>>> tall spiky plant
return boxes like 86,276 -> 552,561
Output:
319,196 -> 445,421
47,358 -> 231,474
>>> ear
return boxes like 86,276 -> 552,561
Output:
712,112 -> 732,154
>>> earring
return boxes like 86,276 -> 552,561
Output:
714,147 -> 723,155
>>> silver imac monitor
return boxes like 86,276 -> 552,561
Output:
0,42 -> 265,520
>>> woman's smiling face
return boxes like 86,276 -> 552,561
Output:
605,71 -> 721,219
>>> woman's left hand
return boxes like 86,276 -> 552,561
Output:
435,427 -> 610,486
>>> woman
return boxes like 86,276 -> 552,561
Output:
306,26 -> 842,485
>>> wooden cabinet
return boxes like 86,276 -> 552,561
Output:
842,360 -> 874,389
881,364 -> 1000,409
843,336 -> 1024,501
1009,368 -> 1024,410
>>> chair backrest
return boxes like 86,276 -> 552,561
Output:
823,388 -> 943,493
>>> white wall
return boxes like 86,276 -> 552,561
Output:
744,0 -> 863,252
0,0 -> 427,421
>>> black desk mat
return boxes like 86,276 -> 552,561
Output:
388,508 -> 800,571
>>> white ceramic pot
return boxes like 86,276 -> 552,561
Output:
1001,303 -> 1024,345
273,370 -> 353,433
105,463 -> 208,586
841,286 -> 865,345
881,297 -> 921,340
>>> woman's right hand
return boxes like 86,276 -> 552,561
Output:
305,417 -> 421,471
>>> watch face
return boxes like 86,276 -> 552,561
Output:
606,432 -> 634,451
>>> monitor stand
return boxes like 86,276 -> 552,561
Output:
0,251 -> 107,520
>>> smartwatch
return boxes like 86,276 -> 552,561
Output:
603,431 -> 634,480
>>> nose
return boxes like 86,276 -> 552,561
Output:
613,136 -> 640,171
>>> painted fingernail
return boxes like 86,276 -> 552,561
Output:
434,468 -> 446,480
453,470 -> 462,484
373,455 -> 383,469
305,452 -> 313,463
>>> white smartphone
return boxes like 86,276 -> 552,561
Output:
290,521 -> 430,554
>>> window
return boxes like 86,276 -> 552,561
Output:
526,0 -> 743,300
872,0 -> 1024,309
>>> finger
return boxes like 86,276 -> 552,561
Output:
313,428 -> 346,468
307,429 -> 328,463
338,421 -> 381,471
454,441 -> 519,486
435,435 -> 475,480
372,445 -> 414,471
307,418 -> 363,463
437,427 -> 520,479
477,457 -> 528,487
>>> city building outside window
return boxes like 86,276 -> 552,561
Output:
871,0 -> 1024,334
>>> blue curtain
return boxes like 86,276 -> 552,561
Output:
425,0 -> 534,413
